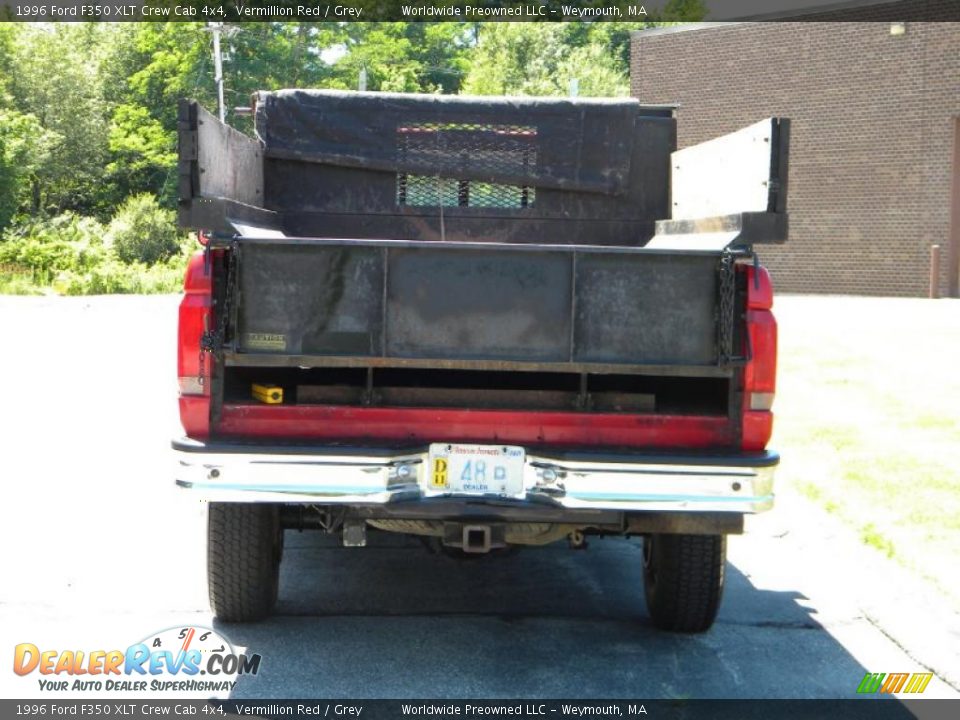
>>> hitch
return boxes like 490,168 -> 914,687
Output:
442,523 -> 506,554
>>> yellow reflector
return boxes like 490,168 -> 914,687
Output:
252,383 -> 284,404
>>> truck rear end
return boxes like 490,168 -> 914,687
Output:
174,91 -> 788,632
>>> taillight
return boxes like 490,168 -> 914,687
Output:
177,250 -> 212,439
741,264 -> 777,451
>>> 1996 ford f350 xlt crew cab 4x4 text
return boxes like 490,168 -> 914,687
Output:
173,91 -> 789,632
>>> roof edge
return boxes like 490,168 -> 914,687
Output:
731,0 -> 912,20
631,22 -> 746,38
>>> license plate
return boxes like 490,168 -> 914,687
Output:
427,443 -> 526,496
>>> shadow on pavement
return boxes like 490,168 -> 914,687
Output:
215,529 -> 906,703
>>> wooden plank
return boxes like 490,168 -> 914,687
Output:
222,352 -> 735,378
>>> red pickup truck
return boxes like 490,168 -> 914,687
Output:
174,91 -> 787,632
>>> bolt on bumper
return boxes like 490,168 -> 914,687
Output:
174,439 -> 777,515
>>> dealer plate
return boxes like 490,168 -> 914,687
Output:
427,443 -> 526,496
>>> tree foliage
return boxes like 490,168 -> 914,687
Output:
7,24 -> 112,217
0,109 -> 57,231
463,23 -> 645,97
107,193 -> 180,265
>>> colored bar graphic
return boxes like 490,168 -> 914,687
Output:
857,672 -> 932,694
903,673 -> 933,694
857,673 -> 885,694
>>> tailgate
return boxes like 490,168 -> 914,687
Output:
231,239 -> 721,367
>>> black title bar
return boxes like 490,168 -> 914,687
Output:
1,0 -> 958,22
3,699 -> 958,720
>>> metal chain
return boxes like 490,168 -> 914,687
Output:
717,249 -> 736,365
198,242 -> 237,385
198,344 -> 206,387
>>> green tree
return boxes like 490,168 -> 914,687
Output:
326,23 -> 474,94
463,23 -> 636,97
0,23 -> 15,96
100,23 -> 213,206
0,109 -> 58,231
107,193 -> 179,265
8,24 -> 112,217
557,43 -> 632,97
219,23 -> 337,102
100,22 -> 348,204
660,0 -> 709,22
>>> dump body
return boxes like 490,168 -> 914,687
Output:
175,90 -> 788,629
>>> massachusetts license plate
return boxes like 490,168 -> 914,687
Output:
427,443 -> 526,496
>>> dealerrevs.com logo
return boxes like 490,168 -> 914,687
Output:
13,626 -> 261,693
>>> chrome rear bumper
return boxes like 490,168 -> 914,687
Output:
173,439 -> 776,515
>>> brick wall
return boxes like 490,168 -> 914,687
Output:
631,22 -> 960,296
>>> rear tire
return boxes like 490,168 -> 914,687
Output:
207,503 -> 282,622
643,533 -> 725,633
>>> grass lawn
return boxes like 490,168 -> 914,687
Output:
772,295 -> 960,604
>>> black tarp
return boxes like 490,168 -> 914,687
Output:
254,90 -> 672,196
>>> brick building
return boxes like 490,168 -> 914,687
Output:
631,21 -> 960,296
